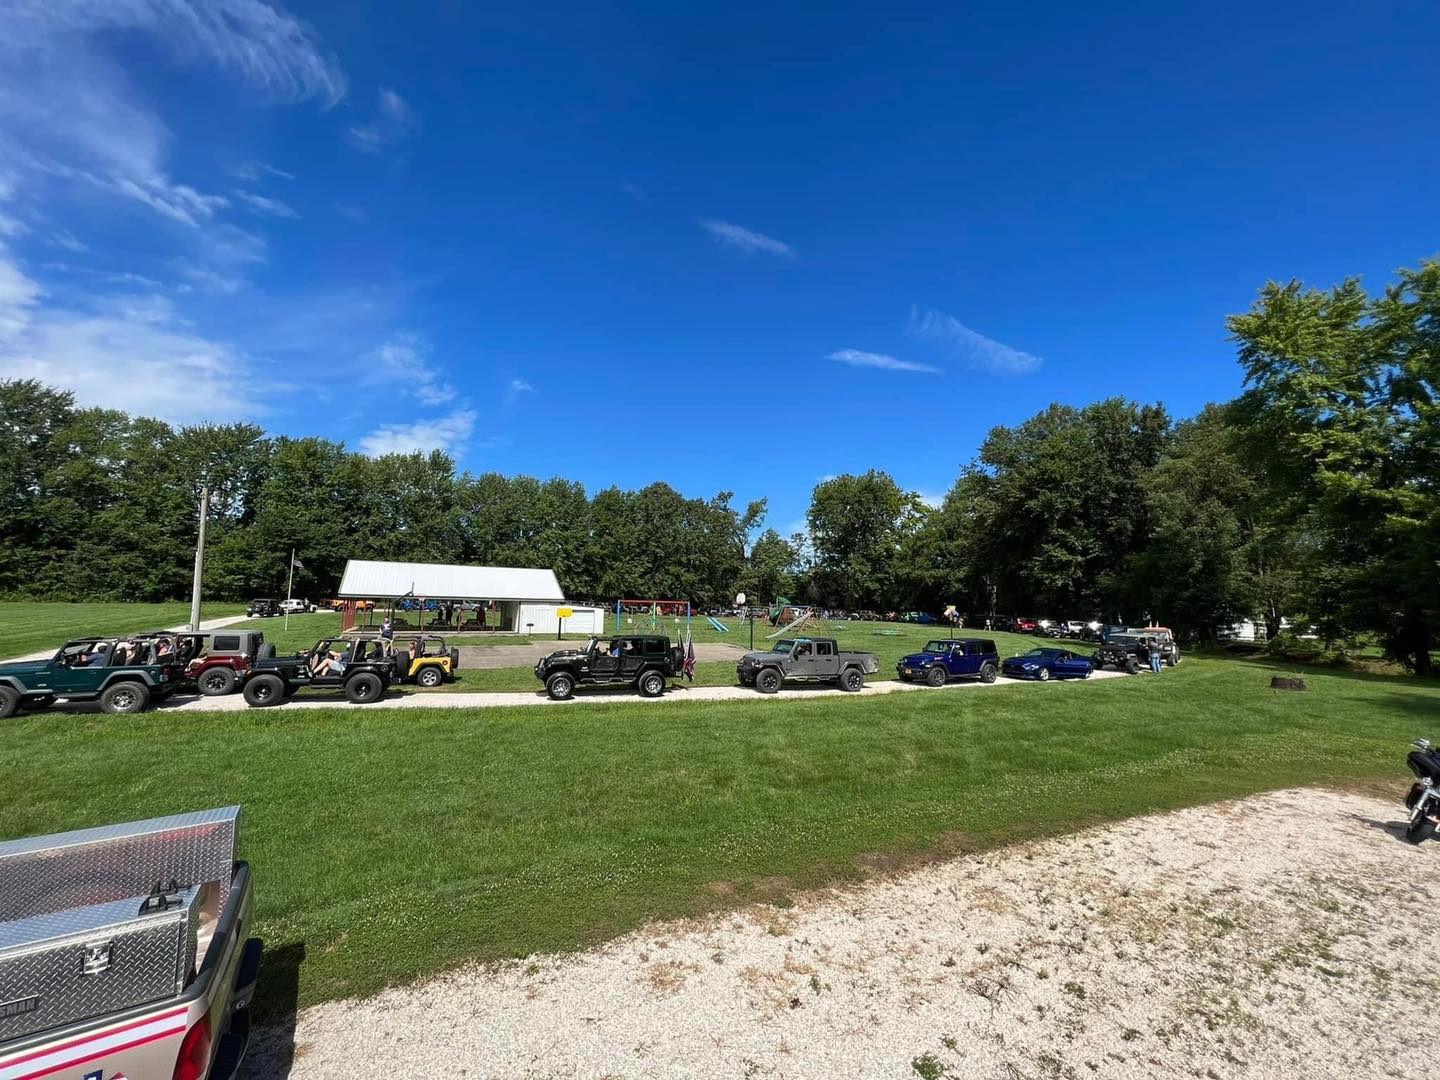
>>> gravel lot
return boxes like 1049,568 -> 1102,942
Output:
246,787 -> 1434,1079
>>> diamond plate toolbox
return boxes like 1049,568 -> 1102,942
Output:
0,888 -> 204,1042
0,805 -> 239,923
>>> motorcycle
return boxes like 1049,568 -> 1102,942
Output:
1404,738 -> 1440,843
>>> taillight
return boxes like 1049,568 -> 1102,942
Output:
172,1014 -> 212,1080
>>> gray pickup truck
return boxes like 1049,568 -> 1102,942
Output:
737,637 -> 880,694
0,806 -> 260,1080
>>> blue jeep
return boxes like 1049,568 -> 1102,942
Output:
896,638 -> 1000,686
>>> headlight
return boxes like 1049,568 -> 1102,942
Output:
1022,663 -> 1037,670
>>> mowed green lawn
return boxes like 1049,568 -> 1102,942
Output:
3,655 -> 1435,1019
0,602 -> 246,659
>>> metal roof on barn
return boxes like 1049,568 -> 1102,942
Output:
336,560 -> 565,601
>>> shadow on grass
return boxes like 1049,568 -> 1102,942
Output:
242,940 -> 306,1078
1230,654 -> 1440,689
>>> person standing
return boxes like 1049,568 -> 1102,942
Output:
1149,636 -> 1163,674
380,617 -> 394,641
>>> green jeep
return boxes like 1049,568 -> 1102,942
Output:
0,637 -> 185,717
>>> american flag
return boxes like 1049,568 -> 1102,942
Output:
683,628 -> 696,681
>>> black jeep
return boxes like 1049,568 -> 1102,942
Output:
533,635 -> 683,700
239,637 -> 394,706
246,598 -> 282,618
1089,637 -> 1143,674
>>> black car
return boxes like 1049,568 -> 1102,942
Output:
1090,639 -> 1143,674
239,637 -> 395,705
534,635 -> 684,700
245,598 -> 282,618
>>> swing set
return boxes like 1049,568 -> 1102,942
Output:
614,598 -> 693,636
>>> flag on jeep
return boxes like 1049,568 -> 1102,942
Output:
683,628 -> 696,681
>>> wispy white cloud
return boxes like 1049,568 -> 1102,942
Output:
908,307 -> 1042,375
504,378 -> 535,405
368,335 -> 456,406
827,348 -> 940,374
698,219 -> 796,259
0,211 -> 26,238
621,181 -> 651,204
0,247 -> 270,423
48,229 -> 88,253
233,161 -> 295,182
346,88 -> 418,153
359,408 -> 477,458
234,190 -> 299,219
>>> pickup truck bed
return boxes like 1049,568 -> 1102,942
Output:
0,808 -> 261,1080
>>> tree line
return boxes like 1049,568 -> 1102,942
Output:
2,257 -> 1435,670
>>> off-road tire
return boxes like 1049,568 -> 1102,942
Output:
1037,667 -> 1051,682
980,663 -> 997,684
417,666 -> 444,688
1166,654 -> 1177,667
755,668 -> 782,694
1125,658 -> 1141,675
840,667 -> 864,692
24,694 -> 56,711
449,647 -> 460,670
637,670 -> 666,698
345,672 -> 384,703
925,666 -> 947,688
243,674 -> 286,707
546,672 -> 575,700
198,666 -> 238,696
0,686 -> 19,719
100,681 -> 150,714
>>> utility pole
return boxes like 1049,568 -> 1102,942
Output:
188,484 -> 209,632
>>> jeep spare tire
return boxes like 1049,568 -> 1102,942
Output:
755,668 -> 781,694
345,672 -> 384,703
638,670 -> 666,698
546,671 -> 575,700
198,666 -> 238,696
100,681 -> 150,714
243,673 -> 286,707
258,643 -> 276,659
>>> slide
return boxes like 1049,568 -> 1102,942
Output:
705,615 -> 730,633
766,611 -> 812,639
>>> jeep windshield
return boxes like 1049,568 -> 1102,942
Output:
770,639 -> 796,655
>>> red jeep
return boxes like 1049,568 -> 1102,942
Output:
135,630 -> 274,696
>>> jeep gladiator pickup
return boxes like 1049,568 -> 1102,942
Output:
737,637 -> 880,694
0,638 -> 184,717
0,806 -> 262,1080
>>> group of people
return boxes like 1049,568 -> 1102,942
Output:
62,635 -> 193,668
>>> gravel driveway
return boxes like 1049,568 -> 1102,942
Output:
245,787 -> 1434,1079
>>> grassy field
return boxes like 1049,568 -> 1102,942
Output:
2,653 -> 1435,1020
0,601 -> 247,659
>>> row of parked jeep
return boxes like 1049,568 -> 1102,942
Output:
0,628 -> 463,717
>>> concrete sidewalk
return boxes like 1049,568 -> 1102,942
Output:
159,667 -> 1132,713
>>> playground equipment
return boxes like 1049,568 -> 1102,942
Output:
615,598 -> 692,636
705,615 -> 730,633
765,606 -> 834,639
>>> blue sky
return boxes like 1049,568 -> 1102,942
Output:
2,1 -> 1438,539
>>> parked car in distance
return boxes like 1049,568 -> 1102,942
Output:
0,806 -> 260,1080
533,635 -> 682,699
896,638 -> 1001,686
279,598 -> 317,615
245,598 -> 281,617
240,637 -> 395,705
1090,638 -> 1143,674
737,637 -> 880,693
1000,647 -> 1093,681
0,638 -> 184,716
1015,617 -> 1039,633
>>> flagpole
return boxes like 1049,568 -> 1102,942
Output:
285,548 -> 295,633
